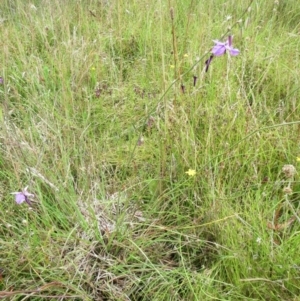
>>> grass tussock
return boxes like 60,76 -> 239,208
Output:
1,0 -> 300,300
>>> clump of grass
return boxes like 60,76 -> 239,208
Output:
1,0 -> 300,300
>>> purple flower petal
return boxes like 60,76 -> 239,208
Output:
230,48 -> 240,56
15,193 -> 26,204
11,186 -> 34,205
212,44 -> 226,56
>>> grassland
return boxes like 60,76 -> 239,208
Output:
1,0 -> 300,300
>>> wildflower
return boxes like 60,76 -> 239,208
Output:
297,156 -> 300,162
170,64 -> 175,69
282,164 -> 297,179
205,35 -> 240,72
183,53 -> 189,58
283,187 -> 293,194
11,186 -> 34,205
185,169 -> 196,177
0,77 -> 3,84
212,35 -> 240,57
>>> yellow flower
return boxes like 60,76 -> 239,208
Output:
297,156 -> 300,162
185,169 -> 196,177
169,64 -> 175,69
183,53 -> 189,58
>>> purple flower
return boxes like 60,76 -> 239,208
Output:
212,35 -> 240,56
205,35 -> 240,72
11,186 -> 34,205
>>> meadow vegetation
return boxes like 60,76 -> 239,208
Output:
1,0 -> 300,300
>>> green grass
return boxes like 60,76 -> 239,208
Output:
1,0 -> 300,300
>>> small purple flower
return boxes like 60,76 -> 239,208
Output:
11,186 -> 34,205
212,35 -> 240,57
205,35 -> 240,72
0,77 -> 3,84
